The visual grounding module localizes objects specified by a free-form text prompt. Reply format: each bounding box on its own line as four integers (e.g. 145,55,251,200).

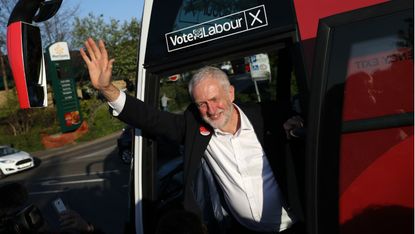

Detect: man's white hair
188,66,230,100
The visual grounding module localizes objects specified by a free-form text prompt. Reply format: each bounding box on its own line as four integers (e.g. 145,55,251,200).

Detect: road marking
29,189,67,195
36,169,120,181
41,178,105,186
41,145,117,165
75,146,117,160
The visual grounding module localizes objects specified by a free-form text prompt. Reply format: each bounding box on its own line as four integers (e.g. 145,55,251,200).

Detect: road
1,133,132,234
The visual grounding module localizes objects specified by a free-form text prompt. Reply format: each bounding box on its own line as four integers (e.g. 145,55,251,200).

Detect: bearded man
80,38,304,234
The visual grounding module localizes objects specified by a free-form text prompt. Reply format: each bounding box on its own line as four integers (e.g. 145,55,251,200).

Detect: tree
0,46,8,91
0,90,36,136
72,13,140,80
38,3,80,47
0,0,15,91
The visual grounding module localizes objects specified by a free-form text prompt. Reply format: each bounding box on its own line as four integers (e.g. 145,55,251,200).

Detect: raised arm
80,38,120,102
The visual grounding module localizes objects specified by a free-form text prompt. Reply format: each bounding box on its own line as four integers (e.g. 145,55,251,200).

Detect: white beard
203,103,233,129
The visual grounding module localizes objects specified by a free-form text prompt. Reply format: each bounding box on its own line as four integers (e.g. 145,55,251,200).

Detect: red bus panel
339,128,413,233
7,22,30,108
293,0,388,40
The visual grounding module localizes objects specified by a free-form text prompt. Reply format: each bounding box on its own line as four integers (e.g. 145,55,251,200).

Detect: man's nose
206,102,216,115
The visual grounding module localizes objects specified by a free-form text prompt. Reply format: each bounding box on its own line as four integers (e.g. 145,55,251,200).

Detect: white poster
249,53,271,80
49,42,71,61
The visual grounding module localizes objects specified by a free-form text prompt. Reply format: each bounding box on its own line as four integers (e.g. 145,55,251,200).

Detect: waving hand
80,38,120,101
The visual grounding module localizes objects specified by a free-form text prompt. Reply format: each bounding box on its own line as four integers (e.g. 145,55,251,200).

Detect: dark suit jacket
117,94,304,224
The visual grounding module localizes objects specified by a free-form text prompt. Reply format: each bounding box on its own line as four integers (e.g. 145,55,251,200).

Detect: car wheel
0,170,5,179
121,149,132,164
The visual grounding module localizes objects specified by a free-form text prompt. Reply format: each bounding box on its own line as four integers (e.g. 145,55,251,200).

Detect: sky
67,0,144,22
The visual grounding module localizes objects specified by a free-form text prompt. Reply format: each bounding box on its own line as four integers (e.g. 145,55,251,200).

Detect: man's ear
229,85,235,102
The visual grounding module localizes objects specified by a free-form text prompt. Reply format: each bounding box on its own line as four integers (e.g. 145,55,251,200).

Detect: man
80,38,304,234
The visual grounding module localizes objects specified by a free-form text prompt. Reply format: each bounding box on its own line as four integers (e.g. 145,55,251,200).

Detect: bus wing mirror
33,0,63,23
6,0,63,109
7,0,62,25
7,22,47,108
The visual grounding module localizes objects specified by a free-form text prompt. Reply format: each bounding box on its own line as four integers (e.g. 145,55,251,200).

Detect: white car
0,145,34,178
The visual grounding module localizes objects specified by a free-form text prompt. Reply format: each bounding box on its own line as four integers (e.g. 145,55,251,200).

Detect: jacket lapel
183,105,213,191
239,104,265,147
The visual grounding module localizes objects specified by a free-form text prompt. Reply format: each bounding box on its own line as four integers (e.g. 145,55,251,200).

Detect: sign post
46,42,82,133
249,53,271,102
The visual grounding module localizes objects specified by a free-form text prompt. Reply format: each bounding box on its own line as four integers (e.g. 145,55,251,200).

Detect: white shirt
108,91,126,116
109,93,294,232
204,105,294,232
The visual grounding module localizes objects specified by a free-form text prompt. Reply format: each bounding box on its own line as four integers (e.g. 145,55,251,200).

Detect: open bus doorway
137,42,306,234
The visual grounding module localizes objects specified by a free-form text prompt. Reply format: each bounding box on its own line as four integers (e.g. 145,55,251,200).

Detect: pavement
31,131,122,160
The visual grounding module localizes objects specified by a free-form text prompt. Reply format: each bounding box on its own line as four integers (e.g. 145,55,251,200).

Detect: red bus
132,0,413,234
6,0,413,233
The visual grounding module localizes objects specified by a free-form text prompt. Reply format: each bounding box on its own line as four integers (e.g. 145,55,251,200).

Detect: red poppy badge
199,125,211,136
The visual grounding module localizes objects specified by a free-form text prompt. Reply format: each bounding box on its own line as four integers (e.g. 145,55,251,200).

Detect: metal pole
253,79,261,102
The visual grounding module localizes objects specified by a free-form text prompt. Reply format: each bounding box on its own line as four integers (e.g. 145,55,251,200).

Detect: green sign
46,42,82,133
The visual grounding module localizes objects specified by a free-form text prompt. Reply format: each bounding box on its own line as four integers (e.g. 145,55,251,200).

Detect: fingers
107,58,115,71
89,38,102,59
84,38,96,61
82,38,113,66
101,58,115,82
59,210,83,231
99,40,108,60
80,37,115,89
79,48,90,64
285,115,303,128
291,115,304,126
59,215,76,230
60,218,74,227
283,115,304,139
83,38,107,61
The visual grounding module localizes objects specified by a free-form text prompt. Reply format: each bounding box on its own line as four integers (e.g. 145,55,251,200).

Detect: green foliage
0,91,58,136
0,11,136,153
80,97,102,121
0,90,60,151
160,79,191,113
72,13,140,80
290,72,299,96
0,90,19,118
76,101,124,142
235,92,259,103
0,93,123,152
0,127,43,152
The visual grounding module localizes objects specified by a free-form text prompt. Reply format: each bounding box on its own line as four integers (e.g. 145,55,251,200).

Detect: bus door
306,1,414,234
133,0,308,233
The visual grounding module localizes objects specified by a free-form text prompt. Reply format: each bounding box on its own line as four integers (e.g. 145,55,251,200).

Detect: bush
0,92,124,152
0,110,60,152
0,90,60,151
76,102,124,142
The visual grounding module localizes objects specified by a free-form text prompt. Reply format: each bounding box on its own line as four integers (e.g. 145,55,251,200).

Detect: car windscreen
0,147,19,156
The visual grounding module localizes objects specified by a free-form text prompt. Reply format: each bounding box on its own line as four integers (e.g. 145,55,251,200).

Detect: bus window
158,51,280,111
342,37,413,121
158,49,300,111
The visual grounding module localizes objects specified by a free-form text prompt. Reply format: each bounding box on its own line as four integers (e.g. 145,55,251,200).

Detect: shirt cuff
108,91,126,116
